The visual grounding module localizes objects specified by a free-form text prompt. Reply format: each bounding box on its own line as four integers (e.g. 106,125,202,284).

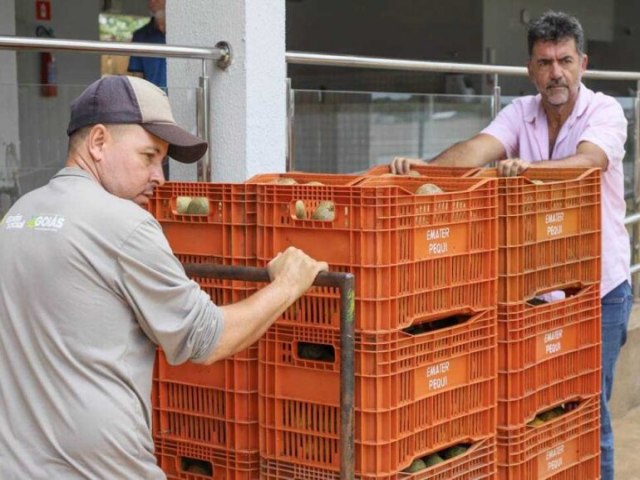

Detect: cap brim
142,123,208,164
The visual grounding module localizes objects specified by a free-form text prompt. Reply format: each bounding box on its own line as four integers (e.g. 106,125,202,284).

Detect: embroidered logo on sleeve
2,214,26,230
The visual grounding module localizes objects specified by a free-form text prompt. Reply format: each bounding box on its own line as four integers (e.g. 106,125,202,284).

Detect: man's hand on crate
390,156,427,175
209,248,327,364
268,246,329,300
498,158,531,177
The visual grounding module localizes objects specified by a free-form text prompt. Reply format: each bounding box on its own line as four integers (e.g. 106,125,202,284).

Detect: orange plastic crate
364,164,480,178
155,438,259,480
498,285,601,427
259,310,497,475
155,347,258,452
256,176,497,331
475,168,601,303
153,253,259,451
260,436,497,480
246,172,363,185
148,182,257,264
497,396,600,479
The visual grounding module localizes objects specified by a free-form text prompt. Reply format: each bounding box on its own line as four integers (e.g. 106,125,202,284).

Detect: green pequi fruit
176,196,192,214
185,464,210,475
311,200,335,221
423,453,445,467
186,197,210,215
294,200,306,219
441,445,469,459
538,406,565,422
403,458,427,473
298,343,334,361
415,183,443,195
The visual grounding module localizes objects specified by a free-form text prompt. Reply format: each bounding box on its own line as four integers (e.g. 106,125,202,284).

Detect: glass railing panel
291,89,493,173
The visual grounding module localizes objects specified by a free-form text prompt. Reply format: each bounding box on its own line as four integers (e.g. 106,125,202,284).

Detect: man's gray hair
527,11,584,57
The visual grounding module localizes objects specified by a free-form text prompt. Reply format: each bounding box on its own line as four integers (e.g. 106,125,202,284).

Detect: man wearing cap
0,75,327,479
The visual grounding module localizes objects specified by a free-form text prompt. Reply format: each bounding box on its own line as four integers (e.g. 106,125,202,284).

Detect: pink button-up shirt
482,84,630,297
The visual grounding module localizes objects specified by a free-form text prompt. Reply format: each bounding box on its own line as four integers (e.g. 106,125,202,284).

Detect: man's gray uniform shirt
0,168,223,478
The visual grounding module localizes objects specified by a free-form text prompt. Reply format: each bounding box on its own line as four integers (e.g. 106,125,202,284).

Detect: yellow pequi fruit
271,177,298,185
186,197,210,215
528,416,545,427
403,458,427,473
311,200,335,221
415,183,443,195
406,169,421,177
306,181,324,186
176,196,192,214
531,179,544,185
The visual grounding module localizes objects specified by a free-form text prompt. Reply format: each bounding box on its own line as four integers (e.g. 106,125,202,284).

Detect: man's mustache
546,81,568,89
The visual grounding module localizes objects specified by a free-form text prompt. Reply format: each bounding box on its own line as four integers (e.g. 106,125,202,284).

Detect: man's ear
87,124,109,162
580,53,589,73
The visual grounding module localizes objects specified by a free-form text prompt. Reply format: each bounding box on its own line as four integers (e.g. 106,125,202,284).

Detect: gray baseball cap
67,75,207,164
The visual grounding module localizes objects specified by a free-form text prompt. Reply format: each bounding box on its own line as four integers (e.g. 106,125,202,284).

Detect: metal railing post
286,77,294,172
492,73,501,119
197,59,211,181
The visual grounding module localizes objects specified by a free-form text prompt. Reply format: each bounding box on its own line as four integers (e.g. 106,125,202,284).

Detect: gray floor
612,301,640,479
614,405,640,479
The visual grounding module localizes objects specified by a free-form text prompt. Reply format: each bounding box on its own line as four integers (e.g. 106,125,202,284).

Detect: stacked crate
254,173,499,479
148,182,260,479
475,168,602,479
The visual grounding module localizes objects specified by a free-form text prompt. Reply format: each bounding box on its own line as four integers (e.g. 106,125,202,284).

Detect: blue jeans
601,280,632,480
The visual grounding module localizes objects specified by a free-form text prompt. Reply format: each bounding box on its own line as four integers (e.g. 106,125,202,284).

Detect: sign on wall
35,0,51,21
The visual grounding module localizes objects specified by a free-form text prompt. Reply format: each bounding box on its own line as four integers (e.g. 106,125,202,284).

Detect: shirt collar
53,166,95,181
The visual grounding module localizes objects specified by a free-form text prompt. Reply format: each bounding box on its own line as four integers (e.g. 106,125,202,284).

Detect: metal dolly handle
183,263,356,480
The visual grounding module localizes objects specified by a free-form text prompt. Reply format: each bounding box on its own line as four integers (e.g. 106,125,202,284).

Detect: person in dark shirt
128,0,166,89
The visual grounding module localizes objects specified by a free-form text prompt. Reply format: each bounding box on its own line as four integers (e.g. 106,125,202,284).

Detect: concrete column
168,0,286,182
0,0,19,214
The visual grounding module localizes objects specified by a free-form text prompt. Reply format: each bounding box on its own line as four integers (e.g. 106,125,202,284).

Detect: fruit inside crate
259,310,497,475
497,396,600,480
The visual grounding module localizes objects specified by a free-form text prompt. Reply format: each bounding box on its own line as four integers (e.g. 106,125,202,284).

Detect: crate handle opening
180,456,213,476
297,341,336,362
527,398,582,427
403,314,471,336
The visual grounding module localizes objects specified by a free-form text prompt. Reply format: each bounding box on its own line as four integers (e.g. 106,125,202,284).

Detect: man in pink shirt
391,11,631,480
